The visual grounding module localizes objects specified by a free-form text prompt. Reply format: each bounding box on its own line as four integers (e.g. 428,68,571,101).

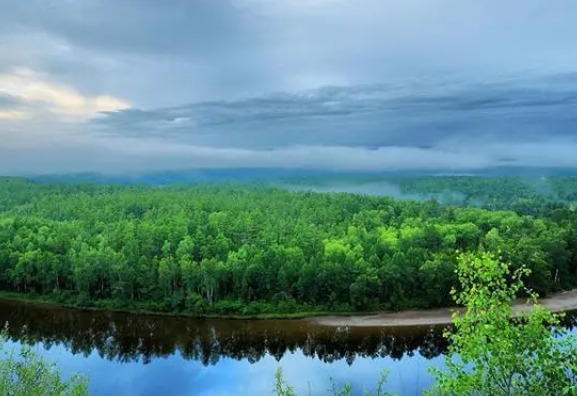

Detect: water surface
0,300,475,395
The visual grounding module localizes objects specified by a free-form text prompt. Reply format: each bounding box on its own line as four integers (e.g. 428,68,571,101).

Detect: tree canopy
0,177,576,315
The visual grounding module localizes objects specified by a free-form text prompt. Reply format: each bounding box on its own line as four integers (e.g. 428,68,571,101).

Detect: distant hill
22,167,577,186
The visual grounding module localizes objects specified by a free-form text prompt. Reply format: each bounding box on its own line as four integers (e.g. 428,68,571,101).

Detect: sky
1,0,577,175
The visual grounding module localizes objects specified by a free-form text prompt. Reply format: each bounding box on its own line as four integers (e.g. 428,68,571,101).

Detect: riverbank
0,291,354,320
2,289,577,327
309,289,577,328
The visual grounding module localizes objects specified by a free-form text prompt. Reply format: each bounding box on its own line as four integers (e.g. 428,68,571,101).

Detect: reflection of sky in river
4,340,444,395
5,327,574,395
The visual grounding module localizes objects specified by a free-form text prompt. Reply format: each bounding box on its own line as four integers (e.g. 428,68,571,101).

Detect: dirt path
308,289,577,328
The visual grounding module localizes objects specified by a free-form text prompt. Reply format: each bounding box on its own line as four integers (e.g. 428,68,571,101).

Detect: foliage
274,368,297,396
1,178,577,316
0,330,89,396
273,368,393,396
428,252,577,396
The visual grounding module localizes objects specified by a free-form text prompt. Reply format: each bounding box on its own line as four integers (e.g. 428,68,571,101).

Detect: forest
1,176,577,316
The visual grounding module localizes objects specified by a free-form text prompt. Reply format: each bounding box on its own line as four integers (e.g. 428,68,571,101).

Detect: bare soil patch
309,289,577,328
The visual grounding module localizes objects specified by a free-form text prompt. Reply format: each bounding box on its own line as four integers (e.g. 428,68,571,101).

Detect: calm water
3,300,571,395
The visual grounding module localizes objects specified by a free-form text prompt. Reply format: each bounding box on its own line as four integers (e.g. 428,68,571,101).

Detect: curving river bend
0,300,574,395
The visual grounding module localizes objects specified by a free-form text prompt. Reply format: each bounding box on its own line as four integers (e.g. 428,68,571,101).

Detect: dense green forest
285,175,577,213
391,176,577,212
1,176,577,316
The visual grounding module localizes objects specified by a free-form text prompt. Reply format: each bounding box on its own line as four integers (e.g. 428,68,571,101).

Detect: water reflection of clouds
27,327,577,395
28,342,443,395
0,300,451,394
275,352,442,396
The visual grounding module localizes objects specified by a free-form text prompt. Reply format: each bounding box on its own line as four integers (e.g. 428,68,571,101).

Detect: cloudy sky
1,0,577,175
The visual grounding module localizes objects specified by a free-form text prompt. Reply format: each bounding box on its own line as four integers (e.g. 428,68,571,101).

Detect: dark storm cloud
92,74,577,150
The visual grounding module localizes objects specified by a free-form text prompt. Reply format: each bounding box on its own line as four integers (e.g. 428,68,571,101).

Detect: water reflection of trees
0,301,451,365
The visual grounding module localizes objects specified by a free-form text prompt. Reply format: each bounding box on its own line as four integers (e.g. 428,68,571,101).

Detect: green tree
429,252,577,396
2,179,577,317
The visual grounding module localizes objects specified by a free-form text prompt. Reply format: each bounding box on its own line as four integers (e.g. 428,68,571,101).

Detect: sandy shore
308,289,577,328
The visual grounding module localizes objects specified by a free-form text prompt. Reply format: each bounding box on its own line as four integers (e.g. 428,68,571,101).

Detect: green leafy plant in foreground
0,330,89,396
428,252,577,396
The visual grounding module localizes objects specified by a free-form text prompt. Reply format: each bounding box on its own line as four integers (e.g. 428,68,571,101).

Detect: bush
211,299,245,315
0,330,89,396
276,298,299,314
243,301,273,316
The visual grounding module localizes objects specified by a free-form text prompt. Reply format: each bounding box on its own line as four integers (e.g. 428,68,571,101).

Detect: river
0,300,574,395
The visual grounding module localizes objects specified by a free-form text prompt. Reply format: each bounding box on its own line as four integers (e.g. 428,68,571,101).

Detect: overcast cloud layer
1,0,577,175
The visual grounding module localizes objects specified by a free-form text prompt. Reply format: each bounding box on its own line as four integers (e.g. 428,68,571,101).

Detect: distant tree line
390,175,577,213
0,177,577,315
